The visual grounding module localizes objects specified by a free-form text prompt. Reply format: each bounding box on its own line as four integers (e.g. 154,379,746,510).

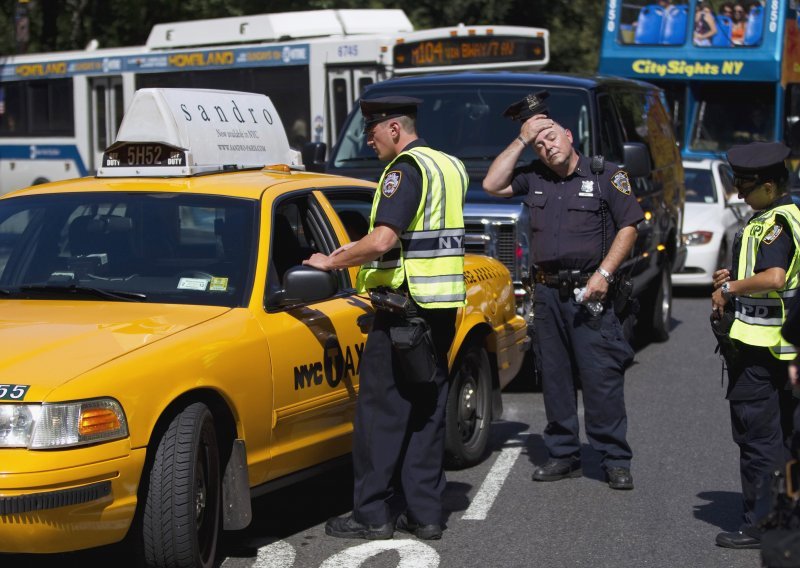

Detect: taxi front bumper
0,440,146,553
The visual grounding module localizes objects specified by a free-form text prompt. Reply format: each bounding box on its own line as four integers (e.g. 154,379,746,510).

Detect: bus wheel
445,342,492,469
142,402,221,568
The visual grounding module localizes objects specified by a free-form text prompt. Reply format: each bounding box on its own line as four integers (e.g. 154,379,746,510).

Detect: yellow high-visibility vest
730,203,800,360
356,146,469,308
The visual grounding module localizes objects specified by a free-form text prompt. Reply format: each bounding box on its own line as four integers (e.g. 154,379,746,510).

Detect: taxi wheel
445,343,492,470
142,403,221,568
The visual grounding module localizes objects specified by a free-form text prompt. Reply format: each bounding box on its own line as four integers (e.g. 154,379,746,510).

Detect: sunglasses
734,177,764,195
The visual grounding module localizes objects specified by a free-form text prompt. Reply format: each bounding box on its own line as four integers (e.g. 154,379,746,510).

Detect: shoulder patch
611,170,631,195
762,223,783,245
382,170,402,198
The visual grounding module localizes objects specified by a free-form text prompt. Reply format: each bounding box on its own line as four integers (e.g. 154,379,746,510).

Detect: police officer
711,141,800,549
303,96,468,540
482,100,643,490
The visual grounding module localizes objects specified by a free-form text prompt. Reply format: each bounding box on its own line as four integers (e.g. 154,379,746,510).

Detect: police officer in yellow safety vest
711,141,800,550
303,96,468,541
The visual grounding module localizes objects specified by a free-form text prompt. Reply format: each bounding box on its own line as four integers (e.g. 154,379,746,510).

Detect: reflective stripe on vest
729,203,800,360
356,146,469,308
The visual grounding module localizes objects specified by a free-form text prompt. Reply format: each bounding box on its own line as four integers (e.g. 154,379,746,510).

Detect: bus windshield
332,85,592,168
689,83,774,152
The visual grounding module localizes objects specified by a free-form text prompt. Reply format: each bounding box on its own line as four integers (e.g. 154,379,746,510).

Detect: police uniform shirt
511,154,645,272
731,194,797,280
373,139,426,232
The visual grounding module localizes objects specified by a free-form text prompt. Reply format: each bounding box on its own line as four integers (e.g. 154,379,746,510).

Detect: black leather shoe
325,514,393,540
715,530,761,549
532,457,582,481
606,467,634,490
396,513,443,540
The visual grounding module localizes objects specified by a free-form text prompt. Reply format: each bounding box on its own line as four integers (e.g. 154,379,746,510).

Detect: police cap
502,90,550,122
360,96,422,127
726,141,790,182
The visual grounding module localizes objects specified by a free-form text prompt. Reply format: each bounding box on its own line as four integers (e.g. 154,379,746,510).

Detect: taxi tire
142,403,221,568
445,343,492,470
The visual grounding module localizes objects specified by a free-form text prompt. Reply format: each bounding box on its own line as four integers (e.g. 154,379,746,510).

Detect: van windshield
332,85,593,168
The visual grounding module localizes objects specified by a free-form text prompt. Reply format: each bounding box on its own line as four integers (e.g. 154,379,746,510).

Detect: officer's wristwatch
721,281,733,300
596,267,614,284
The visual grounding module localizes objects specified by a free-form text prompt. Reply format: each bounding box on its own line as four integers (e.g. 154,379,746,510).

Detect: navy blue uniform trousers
352,305,457,526
726,344,796,528
532,284,634,467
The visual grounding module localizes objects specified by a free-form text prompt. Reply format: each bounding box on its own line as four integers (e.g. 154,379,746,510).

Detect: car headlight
682,231,714,246
0,398,128,449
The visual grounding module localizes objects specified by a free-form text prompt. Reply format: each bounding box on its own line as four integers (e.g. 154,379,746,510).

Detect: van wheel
640,263,672,342
142,403,221,568
445,343,492,469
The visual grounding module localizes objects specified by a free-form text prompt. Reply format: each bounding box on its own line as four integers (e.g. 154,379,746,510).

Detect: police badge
611,171,632,195
763,224,783,245
581,180,594,192
382,170,402,197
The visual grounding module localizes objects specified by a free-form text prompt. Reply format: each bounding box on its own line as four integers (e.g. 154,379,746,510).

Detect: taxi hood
0,301,230,392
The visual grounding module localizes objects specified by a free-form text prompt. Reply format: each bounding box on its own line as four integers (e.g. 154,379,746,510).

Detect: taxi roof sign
98,88,301,177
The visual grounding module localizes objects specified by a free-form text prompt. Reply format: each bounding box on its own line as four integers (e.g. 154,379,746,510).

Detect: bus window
689,83,774,152
0,79,73,137
658,83,686,148
617,0,690,46
331,77,349,143
784,83,800,154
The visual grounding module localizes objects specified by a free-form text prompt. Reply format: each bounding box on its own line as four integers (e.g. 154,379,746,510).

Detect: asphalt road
5,292,767,568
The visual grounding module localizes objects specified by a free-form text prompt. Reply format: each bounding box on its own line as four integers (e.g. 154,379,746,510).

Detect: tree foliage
0,0,605,74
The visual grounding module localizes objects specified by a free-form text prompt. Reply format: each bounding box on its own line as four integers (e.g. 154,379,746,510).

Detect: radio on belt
97,87,303,178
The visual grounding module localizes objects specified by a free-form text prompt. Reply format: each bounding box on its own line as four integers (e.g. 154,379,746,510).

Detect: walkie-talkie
590,155,604,174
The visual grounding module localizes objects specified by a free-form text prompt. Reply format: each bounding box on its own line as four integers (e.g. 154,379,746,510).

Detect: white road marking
461,434,527,520
319,539,439,568
220,538,296,568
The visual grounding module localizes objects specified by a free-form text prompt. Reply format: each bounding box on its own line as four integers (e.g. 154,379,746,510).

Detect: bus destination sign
393,35,545,69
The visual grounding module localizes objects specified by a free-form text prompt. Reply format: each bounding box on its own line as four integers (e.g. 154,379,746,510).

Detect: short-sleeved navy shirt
373,139,427,232
510,154,645,272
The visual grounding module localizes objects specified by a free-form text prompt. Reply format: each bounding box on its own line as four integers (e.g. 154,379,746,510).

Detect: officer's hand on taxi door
303,252,333,271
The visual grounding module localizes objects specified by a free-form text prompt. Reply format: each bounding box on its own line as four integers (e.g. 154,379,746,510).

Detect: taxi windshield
0,192,258,307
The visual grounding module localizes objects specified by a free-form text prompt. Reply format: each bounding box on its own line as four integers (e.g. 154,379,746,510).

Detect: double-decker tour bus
599,0,800,178
0,9,548,195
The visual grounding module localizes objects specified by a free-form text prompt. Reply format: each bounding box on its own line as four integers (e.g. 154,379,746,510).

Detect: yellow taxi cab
0,88,527,567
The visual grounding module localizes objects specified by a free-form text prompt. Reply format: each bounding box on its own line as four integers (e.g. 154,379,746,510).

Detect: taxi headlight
0,398,128,449
683,231,714,246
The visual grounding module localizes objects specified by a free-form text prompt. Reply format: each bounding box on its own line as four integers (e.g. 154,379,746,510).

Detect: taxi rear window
0,192,258,307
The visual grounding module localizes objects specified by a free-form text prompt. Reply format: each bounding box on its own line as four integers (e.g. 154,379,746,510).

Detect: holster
389,317,438,384
710,310,740,370
612,275,636,321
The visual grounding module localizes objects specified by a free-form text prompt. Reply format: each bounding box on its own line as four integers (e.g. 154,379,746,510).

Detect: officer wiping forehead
483,91,643,491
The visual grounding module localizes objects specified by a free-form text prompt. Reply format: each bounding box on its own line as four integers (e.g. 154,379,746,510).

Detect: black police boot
531,457,582,481
605,466,634,490
395,513,443,540
325,514,394,540
715,528,761,549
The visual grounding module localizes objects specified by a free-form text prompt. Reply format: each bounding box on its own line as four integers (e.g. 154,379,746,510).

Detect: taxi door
256,187,374,479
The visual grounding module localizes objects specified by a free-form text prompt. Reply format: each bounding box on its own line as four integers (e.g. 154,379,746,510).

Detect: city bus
0,9,549,194
598,0,800,176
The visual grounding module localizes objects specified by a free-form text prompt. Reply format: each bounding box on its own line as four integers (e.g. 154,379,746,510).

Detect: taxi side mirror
302,142,327,173
280,265,337,305
622,142,652,178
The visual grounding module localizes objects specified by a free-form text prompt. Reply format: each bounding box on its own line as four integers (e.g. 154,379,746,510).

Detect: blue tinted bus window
690,83,774,152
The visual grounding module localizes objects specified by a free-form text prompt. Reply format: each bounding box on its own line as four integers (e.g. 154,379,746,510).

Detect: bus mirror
622,142,652,178
302,142,327,173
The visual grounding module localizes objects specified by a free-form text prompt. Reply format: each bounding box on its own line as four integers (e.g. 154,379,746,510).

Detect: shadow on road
694,490,745,532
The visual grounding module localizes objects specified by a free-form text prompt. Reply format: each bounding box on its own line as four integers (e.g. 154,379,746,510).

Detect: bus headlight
0,398,128,449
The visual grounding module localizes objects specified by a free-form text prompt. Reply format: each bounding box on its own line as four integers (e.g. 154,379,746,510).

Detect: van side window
597,94,624,164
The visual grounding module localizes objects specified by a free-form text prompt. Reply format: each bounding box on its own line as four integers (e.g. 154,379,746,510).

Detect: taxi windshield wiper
19,284,147,302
